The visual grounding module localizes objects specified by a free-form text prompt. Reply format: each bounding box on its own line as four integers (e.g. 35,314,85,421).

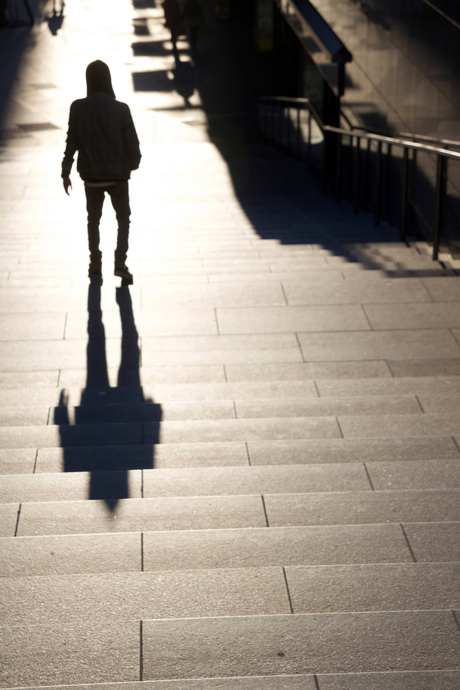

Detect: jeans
85,181,131,267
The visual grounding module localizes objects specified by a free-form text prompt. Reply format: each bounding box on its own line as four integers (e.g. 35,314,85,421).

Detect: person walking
61,60,141,283
163,0,183,58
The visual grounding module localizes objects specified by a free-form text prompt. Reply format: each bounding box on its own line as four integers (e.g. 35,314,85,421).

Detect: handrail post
433,154,448,260
296,106,301,158
375,140,383,226
353,136,361,214
400,147,409,241
336,132,342,204
308,109,312,164
385,143,392,222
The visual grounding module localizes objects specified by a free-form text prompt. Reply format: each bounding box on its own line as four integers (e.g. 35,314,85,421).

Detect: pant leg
85,185,105,265
107,181,131,266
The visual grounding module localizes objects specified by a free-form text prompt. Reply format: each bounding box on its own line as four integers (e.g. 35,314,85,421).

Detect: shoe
114,264,133,284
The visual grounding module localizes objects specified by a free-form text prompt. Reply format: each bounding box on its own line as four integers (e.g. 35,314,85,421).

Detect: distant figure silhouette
61,60,141,284
163,0,183,59
47,1,64,35
183,0,204,54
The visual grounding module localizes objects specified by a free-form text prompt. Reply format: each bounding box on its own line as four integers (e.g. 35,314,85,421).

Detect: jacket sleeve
61,102,78,178
123,106,141,170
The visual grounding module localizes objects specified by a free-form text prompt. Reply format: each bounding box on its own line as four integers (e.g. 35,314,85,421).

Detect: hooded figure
62,60,141,283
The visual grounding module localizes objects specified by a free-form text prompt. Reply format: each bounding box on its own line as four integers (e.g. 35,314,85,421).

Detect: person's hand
63,176,72,195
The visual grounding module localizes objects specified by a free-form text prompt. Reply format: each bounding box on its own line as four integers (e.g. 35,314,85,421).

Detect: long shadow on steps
54,282,162,511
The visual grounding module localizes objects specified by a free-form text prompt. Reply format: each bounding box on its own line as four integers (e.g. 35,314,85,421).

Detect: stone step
6,371,460,407
2,563,460,623
4,521,459,577
3,459,460,503
5,671,460,690
2,611,460,687
0,394,424,427
0,463,371,503
3,435,457,475
1,412,460,448
5,490,459,537
0,522,423,577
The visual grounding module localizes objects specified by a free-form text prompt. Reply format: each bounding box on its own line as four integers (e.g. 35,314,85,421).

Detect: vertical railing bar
409,149,417,225
365,138,371,207
336,132,342,204
375,140,383,226
400,146,410,242
308,109,312,164
297,104,300,158
279,103,283,145
433,155,447,260
385,143,392,222
322,128,328,194
354,136,361,214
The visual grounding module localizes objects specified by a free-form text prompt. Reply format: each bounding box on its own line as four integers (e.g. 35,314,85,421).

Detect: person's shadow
47,1,64,35
54,282,162,511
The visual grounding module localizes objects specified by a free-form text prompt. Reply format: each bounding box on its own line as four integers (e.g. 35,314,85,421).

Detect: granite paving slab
216,305,370,334
0,568,290,624
402,522,460,562
0,407,49,427
59,365,227,387
142,464,370,498
149,417,341,444
224,362,393,381
418,390,460,413
422,277,460,301
0,504,19,537
339,413,460,438
142,523,411,570
140,283,287,308
0,533,142,577
263,490,460,526
363,302,460,330
316,375,460,397
141,346,303,366
285,562,460,613
0,449,36,474
367,460,460,490
297,330,460,361
0,621,140,688
16,495,267,536
0,677,316,690
282,277,431,305
247,437,460,465
50,400,233,424
0,471,143,503
316,671,460,690
141,610,460,679
388,358,460,377
35,442,249,473
0,422,142,449
0,312,66,340
235,395,422,418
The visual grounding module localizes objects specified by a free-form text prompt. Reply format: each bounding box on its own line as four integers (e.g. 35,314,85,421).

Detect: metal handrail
323,125,460,163
258,95,460,260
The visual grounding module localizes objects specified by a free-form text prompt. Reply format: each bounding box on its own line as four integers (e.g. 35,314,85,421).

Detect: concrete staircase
1,140,460,689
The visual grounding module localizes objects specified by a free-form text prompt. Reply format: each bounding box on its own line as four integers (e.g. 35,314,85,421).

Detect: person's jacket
62,92,141,182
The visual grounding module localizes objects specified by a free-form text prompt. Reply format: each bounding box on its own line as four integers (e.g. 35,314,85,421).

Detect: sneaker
114,264,133,284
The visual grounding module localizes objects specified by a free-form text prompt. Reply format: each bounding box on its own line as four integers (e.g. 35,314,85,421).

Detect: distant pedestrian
163,0,183,58
183,0,204,54
62,60,141,283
